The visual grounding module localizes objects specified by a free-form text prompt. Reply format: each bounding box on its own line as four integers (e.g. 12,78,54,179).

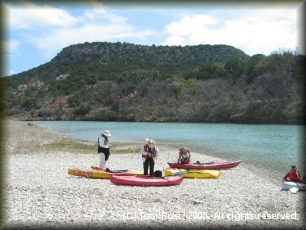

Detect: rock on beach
2,121,305,230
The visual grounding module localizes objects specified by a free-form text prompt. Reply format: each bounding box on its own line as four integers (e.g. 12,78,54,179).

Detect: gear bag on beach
154,170,162,177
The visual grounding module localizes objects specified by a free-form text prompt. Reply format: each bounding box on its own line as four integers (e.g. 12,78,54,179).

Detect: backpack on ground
154,170,162,177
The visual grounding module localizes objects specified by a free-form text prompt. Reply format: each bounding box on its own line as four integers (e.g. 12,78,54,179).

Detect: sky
1,0,305,76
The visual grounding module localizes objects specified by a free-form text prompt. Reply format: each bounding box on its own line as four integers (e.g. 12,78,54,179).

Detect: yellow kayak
68,168,143,179
164,168,222,179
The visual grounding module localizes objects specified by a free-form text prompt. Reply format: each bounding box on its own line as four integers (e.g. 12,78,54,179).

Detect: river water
34,121,305,178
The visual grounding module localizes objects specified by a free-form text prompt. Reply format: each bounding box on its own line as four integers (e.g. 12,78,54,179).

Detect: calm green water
34,121,305,177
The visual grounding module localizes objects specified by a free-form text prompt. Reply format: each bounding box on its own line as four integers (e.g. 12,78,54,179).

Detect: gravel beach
1,120,305,229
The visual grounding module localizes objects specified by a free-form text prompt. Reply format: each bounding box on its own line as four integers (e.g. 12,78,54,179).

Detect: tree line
4,42,305,124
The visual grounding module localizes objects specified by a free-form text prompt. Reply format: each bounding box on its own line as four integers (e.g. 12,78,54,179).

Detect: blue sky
2,0,304,76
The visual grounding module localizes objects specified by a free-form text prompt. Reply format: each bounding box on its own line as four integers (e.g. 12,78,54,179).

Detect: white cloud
85,12,97,20
84,4,107,20
164,36,186,46
30,23,154,58
8,2,81,29
84,10,129,24
165,15,217,36
162,9,297,55
7,2,154,61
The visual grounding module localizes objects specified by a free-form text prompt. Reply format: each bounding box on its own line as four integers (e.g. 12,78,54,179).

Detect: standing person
98,130,112,170
283,165,306,184
177,146,191,164
141,137,159,177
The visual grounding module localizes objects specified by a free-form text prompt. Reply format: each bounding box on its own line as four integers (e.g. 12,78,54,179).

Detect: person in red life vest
177,146,191,164
98,130,112,170
283,165,306,184
141,138,159,177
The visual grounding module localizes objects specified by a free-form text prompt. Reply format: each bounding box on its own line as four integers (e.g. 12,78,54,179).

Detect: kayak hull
167,160,242,169
110,175,183,186
281,181,306,191
164,168,222,178
68,168,143,179
91,166,105,171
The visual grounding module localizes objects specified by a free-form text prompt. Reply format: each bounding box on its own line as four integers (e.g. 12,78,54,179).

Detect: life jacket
98,136,108,148
142,144,157,158
287,170,301,180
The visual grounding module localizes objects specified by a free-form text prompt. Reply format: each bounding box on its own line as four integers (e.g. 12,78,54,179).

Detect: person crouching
177,146,191,164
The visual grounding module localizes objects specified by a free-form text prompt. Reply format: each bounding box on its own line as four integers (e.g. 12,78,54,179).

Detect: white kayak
281,181,306,191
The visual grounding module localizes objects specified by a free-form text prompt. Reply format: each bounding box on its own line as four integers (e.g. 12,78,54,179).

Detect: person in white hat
141,137,159,177
98,130,112,170
177,146,191,164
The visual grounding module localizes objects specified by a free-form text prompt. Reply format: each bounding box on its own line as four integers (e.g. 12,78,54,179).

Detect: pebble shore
2,121,305,229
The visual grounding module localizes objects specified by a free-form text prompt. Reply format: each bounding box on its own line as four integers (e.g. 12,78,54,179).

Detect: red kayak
167,160,242,169
110,175,183,186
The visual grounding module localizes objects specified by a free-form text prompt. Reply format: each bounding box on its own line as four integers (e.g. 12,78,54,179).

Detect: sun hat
145,137,155,148
102,130,111,137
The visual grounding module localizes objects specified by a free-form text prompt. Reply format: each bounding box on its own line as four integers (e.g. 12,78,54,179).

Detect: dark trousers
98,147,110,161
144,157,154,176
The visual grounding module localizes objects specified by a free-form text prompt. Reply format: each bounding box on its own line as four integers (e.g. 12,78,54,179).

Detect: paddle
195,161,214,165
188,171,220,177
106,169,128,173
144,171,186,178
172,171,186,176
184,169,219,175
